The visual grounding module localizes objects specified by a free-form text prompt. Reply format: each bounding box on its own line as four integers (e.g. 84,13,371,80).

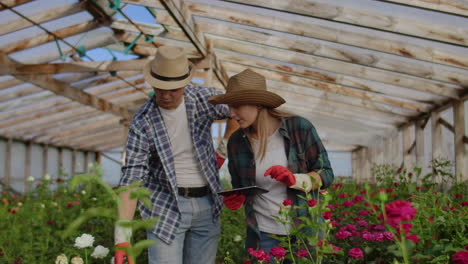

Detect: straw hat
143,45,193,90
208,69,285,108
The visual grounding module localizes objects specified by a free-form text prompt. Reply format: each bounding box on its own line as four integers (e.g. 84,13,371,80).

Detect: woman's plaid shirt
227,116,334,245
120,85,229,244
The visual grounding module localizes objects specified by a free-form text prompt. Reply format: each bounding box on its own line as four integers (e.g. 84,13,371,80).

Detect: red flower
383,200,417,228
47,220,54,225
348,248,364,259
56,178,63,183
406,234,420,242
307,199,317,207
323,211,333,220
283,199,293,206
247,248,270,262
452,250,468,264
270,246,286,260
455,194,463,199
295,249,309,258
461,201,468,207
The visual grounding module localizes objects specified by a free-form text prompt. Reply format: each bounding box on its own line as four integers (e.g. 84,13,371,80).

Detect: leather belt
178,186,209,198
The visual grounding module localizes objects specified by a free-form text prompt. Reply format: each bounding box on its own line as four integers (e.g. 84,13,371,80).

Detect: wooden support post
42,144,48,178
84,151,89,173
71,149,76,177
58,147,63,175
4,138,12,187
351,150,358,182
453,101,467,182
431,111,442,183
415,119,426,177
362,147,371,183
24,141,31,192
95,151,101,164
402,125,413,169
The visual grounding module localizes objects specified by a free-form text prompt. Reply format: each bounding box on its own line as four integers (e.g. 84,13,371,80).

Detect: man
114,45,236,264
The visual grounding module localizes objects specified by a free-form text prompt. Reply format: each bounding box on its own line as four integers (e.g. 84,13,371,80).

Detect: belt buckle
181,187,190,198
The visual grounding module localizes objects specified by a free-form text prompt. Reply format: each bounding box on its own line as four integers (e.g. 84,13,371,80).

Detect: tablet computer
217,186,269,196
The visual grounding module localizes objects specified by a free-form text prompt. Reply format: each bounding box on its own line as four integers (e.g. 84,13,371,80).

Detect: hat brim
143,61,193,90
208,90,285,108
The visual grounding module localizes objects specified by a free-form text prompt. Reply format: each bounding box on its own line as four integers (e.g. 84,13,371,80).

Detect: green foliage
216,178,247,264
0,164,153,264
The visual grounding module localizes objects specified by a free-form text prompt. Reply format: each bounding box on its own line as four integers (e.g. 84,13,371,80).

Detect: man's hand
264,165,296,187
115,242,134,264
223,193,246,210
114,220,133,264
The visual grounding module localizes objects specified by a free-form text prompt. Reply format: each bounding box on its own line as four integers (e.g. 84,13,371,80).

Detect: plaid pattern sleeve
227,116,334,247
119,85,229,244
120,124,150,185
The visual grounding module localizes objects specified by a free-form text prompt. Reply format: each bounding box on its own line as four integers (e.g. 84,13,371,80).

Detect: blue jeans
147,195,220,264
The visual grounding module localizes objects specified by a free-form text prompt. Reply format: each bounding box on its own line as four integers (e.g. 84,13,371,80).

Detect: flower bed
1,162,467,264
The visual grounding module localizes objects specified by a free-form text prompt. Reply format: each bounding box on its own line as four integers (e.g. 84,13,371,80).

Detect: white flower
40,203,45,208
233,235,242,242
44,174,51,181
91,245,110,259
51,202,58,207
74,233,94,248
70,256,84,264
91,197,97,201
27,176,34,182
55,254,68,264
110,257,115,264
81,190,86,195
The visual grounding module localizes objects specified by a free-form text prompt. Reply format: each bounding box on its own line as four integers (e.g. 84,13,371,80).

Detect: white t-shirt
251,129,291,235
159,99,207,187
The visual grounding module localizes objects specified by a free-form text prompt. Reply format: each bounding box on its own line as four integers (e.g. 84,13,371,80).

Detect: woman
208,69,334,256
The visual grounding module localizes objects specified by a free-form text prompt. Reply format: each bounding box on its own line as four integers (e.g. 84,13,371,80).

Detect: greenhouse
0,0,467,263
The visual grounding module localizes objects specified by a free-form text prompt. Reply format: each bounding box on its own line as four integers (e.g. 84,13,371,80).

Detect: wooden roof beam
382,0,468,17
0,0,34,10
176,1,468,70
0,2,85,35
0,21,100,54
1,54,132,120
227,0,468,46
157,0,229,87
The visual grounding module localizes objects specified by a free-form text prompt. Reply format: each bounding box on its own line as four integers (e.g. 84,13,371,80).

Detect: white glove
289,172,322,193
114,220,133,244
216,138,228,159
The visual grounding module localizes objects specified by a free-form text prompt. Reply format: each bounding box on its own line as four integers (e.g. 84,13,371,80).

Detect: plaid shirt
120,85,229,243
227,116,334,248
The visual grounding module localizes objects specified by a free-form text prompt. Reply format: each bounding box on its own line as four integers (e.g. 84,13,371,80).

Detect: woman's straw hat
208,69,285,108
143,45,193,90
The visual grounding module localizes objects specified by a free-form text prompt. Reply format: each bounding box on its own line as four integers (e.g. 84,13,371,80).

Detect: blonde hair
246,108,292,161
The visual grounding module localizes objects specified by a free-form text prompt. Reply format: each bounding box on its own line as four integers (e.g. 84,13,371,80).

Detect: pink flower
455,194,463,199
269,246,286,260
357,220,368,227
383,200,417,227
452,250,468,264
335,230,352,240
323,211,333,220
295,249,309,258
406,234,420,242
248,248,270,262
461,201,468,207
338,193,347,198
307,199,318,207
358,210,369,216
348,248,364,259
282,199,293,206
326,204,334,211
342,200,354,207
353,195,364,203
331,244,341,252
383,231,394,241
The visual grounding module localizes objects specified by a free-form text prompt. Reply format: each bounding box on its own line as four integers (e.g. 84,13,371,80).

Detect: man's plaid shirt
120,85,229,244
227,116,334,247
